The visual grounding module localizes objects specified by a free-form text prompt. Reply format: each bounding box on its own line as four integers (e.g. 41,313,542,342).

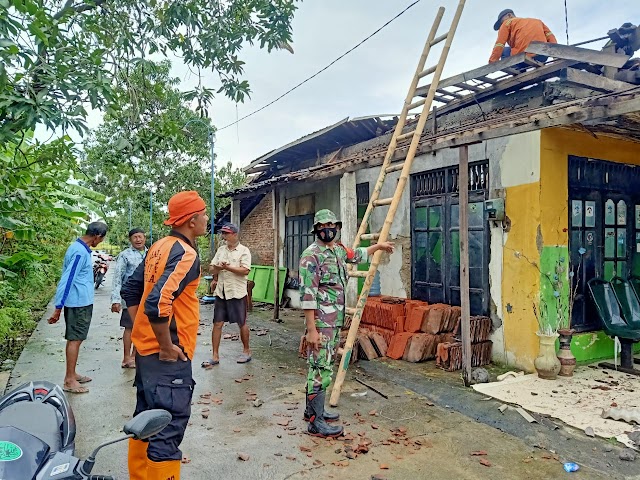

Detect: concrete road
6,268,624,479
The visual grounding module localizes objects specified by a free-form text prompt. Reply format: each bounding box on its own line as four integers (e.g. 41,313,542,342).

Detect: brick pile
298,297,492,371
436,316,493,371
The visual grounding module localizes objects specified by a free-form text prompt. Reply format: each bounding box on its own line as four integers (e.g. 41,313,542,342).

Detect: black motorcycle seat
0,401,63,452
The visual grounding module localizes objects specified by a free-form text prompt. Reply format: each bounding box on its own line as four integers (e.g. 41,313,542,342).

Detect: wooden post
458,145,472,386
272,187,280,321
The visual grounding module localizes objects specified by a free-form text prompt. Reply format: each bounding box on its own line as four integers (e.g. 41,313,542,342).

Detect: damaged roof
243,115,397,177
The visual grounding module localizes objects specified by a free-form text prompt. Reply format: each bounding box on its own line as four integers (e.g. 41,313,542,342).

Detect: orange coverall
489,17,557,63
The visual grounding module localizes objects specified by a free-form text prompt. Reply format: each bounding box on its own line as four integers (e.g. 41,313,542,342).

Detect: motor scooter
93,254,109,290
0,381,171,479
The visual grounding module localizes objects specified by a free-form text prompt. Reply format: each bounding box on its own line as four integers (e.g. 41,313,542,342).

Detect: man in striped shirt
489,9,557,64
48,221,108,394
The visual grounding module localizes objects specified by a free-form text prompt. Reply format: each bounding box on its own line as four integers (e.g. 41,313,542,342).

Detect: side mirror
123,409,172,440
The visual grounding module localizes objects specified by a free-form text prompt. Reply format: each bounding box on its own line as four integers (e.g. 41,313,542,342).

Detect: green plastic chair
630,275,640,303
611,277,640,329
588,278,640,371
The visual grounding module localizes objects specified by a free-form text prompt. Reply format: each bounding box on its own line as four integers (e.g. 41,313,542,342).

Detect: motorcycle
92,254,109,290
0,381,171,479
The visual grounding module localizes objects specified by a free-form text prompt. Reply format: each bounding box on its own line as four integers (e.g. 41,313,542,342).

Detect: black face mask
316,227,338,243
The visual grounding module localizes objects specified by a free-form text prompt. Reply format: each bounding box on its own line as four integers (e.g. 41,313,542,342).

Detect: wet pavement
6,269,638,479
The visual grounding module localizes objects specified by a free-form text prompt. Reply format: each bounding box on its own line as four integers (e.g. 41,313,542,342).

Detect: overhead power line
217,0,423,131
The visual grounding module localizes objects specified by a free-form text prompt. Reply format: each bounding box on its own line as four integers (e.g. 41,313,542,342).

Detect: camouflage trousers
306,324,340,394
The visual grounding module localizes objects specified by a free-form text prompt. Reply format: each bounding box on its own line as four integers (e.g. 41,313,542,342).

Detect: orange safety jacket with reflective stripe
489,17,557,63
122,231,201,360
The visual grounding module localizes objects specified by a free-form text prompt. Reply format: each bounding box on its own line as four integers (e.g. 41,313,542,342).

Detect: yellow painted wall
502,182,542,369
502,127,640,371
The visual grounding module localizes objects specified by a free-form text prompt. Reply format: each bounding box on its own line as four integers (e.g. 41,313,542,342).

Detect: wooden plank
369,332,388,357
525,41,630,68
562,68,635,93
272,187,280,321
357,334,379,360
458,145,472,386
417,53,531,96
433,59,578,117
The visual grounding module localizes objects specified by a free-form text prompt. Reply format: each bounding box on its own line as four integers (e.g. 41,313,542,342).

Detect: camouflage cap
311,209,342,232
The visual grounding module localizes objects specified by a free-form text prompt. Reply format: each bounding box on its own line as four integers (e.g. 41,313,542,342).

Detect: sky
90,0,638,170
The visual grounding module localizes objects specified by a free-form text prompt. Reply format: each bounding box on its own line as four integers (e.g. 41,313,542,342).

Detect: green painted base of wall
572,330,640,363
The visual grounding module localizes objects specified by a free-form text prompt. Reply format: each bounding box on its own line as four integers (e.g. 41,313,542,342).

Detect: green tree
0,0,299,142
81,60,245,249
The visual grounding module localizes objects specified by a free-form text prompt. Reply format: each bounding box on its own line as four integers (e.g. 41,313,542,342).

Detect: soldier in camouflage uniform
299,209,394,438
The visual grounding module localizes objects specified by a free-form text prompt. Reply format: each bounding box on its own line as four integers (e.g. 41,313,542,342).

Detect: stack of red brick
358,297,470,364
298,296,492,371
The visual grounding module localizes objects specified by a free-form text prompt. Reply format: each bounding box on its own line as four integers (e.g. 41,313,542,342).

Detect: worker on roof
489,9,557,64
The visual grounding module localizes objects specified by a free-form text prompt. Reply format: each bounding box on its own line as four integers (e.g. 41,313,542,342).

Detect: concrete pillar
340,172,358,308
231,198,241,227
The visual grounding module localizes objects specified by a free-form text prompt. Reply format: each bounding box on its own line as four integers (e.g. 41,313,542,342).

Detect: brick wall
240,194,273,266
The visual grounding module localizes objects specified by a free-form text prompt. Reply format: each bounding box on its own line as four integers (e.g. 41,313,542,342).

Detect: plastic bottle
563,462,579,473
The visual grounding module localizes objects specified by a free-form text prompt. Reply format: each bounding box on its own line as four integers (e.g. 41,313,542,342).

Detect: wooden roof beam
526,42,630,68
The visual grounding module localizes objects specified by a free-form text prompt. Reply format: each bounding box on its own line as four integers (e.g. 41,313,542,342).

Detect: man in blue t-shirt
49,221,108,394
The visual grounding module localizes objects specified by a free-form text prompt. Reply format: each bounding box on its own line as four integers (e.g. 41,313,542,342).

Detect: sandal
201,359,219,368
121,363,136,369
76,375,92,384
63,385,89,394
237,354,252,364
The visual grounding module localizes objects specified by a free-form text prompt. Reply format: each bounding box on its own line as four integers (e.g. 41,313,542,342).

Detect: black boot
306,391,344,438
304,394,340,423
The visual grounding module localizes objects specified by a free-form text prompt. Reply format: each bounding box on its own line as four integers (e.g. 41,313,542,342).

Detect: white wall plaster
499,131,541,187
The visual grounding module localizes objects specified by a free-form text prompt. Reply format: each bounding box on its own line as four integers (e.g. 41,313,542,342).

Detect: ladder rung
397,130,416,141
373,197,393,207
345,307,357,316
429,32,449,46
349,271,369,278
408,98,426,110
360,233,380,241
417,65,437,79
385,163,405,174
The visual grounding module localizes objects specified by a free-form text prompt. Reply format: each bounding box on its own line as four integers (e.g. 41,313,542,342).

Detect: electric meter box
485,198,505,221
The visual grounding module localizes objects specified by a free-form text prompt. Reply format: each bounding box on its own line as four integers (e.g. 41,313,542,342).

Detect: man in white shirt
203,223,252,367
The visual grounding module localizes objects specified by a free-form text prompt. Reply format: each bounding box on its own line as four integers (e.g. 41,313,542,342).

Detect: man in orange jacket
489,9,557,64
122,191,208,480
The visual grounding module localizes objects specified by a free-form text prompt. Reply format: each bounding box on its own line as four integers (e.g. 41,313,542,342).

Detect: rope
218,0,424,131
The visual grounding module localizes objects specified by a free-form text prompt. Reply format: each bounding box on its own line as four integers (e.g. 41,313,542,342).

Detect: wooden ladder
330,0,467,407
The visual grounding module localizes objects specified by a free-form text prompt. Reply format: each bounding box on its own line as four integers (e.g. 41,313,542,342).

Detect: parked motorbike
0,381,171,479
92,254,109,289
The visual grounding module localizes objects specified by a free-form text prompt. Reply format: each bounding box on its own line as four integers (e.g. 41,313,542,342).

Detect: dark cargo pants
133,352,195,462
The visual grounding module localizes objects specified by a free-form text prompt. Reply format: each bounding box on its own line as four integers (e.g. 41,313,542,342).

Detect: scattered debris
299,446,312,453
238,452,250,461
379,464,390,470
471,451,488,456
351,391,368,397
479,459,492,467
355,377,389,399
471,368,489,384
496,371,524,381
498,404,508,414
601,407,640,425
253,398,264,408
584,427,595,437
628,431,640,445
332,460,349,467
619,449,636,462
515,407,536,423
181,456,191,464
563,462,579,472
286,456,297,461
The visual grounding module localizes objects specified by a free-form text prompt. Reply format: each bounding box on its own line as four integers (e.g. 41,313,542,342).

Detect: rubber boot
306,391,344,438
128,439,148,480
146,458,181,480
303,394,340,423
